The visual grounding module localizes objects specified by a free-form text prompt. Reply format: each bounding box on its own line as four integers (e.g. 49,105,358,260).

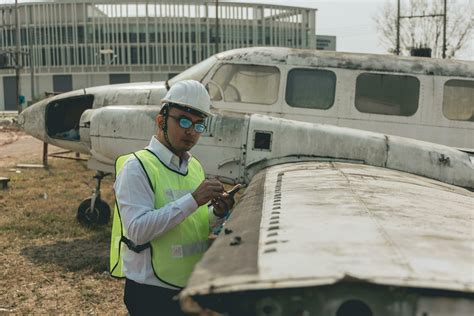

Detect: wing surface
184,162,473,298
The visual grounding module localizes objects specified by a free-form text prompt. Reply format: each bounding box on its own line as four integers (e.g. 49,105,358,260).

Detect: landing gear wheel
77,198,111,225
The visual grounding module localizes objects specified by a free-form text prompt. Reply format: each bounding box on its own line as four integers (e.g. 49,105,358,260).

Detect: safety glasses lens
194,124,206,133
177,118,206,133
179,118,193,129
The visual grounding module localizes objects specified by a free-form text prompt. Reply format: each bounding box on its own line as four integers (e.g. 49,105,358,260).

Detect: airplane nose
18,100,47,141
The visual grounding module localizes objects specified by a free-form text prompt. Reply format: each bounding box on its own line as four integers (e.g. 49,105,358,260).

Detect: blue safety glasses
168,115,207,133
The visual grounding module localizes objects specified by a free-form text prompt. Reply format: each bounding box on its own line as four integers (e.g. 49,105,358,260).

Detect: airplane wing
180,161,474,315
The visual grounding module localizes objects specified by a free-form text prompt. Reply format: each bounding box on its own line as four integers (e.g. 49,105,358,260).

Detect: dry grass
0,155,127,314
0,128,239,315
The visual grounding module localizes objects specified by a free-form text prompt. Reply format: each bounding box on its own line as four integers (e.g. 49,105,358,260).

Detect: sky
232,0,473,60
239,0,387,54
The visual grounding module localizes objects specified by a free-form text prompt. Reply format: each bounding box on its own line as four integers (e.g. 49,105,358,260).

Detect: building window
131,47,138,64
286,68,336,109
53,75,73,93
443,80,474,122
355,73,419,116
109,74,130,85
209,64,280,105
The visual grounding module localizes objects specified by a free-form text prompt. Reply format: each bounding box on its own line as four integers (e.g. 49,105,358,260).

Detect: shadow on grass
21,234,110,273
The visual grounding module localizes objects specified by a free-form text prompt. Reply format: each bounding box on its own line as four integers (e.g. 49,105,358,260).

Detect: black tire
77,198,111,225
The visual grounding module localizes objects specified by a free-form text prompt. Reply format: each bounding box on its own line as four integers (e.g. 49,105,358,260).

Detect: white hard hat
161,80,213,117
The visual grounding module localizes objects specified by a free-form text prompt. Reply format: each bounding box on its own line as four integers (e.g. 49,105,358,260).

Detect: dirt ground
0,127,127,314
0,127,58,169
0,128,227,315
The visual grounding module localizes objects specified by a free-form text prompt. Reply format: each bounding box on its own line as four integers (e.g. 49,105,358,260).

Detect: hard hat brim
161,99,214,117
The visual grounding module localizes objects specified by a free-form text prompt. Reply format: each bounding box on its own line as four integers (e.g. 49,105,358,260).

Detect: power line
396,0,447,58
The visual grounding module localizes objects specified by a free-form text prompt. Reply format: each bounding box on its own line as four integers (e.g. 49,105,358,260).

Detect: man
110,80,234,315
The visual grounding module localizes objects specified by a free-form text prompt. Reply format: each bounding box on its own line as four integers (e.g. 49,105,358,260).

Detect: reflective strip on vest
171,240,210,258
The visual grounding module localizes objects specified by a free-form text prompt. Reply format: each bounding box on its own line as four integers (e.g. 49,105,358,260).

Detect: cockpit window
443,79,474,122
286,68,336,109
355,73,419,116
168,56,218,85
209,64,280,105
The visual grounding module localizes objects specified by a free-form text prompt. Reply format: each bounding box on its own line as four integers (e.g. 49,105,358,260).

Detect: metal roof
2,0,315,11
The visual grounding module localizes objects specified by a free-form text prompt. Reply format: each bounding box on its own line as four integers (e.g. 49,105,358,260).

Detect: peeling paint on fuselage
216,47,473,77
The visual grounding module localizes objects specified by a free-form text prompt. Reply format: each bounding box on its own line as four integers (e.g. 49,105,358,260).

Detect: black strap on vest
121,236,151,253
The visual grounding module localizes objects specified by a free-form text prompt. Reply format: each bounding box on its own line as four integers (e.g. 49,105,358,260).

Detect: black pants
124,278,185,316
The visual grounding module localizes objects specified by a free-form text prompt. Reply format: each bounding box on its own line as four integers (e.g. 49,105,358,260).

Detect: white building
0,0,316,110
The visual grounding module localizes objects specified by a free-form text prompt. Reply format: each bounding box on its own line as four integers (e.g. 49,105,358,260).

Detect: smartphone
207,184,242,207
226,184,242,197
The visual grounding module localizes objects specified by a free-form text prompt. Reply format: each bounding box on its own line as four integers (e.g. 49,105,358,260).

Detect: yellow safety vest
110,149,209,288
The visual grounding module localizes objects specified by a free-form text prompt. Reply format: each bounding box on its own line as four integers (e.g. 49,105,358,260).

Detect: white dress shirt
114,136,223,289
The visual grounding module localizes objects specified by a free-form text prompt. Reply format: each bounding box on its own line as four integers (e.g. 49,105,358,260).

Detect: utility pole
396,0,400,55
442,0,447,58
395,0,448,58
215,0,219,54
29,37,34,101
28,5,35,101
15,0,21,113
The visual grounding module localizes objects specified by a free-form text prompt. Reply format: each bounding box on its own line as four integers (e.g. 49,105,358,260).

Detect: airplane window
285,68,336,109
168,56,218,85
253,131,273,151
207,81,222,101
355,73,419,116
210,64,280,105
443,79,474,122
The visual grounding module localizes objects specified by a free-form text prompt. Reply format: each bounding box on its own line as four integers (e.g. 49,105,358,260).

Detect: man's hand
192,179,225,206
211,192,235,217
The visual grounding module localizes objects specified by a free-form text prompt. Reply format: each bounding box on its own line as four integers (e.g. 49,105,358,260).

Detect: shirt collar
146,136,191,170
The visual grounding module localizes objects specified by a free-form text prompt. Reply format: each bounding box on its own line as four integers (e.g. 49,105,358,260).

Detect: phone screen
227,184,242,197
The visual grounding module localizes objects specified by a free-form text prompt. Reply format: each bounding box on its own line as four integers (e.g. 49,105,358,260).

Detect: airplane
17,48,474,315
19,105,474,315
17,47,473,224
18,46,474,155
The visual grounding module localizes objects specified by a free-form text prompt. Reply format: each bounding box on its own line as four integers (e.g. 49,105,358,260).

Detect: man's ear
156,115,164,130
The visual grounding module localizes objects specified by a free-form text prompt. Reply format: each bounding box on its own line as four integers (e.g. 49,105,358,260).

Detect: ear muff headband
161,104,177,153
161,105,169,131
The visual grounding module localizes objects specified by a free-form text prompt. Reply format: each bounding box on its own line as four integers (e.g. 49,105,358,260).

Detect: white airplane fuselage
18,47,474,159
